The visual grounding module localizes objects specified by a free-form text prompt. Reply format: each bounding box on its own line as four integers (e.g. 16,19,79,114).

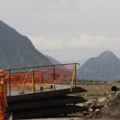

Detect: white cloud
28,35,120,61
29,35,120,50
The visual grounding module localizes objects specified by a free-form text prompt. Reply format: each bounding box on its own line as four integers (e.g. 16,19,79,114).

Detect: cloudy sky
0,0,120,62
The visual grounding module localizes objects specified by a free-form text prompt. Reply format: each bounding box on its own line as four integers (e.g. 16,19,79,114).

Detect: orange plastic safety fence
4,64,76,95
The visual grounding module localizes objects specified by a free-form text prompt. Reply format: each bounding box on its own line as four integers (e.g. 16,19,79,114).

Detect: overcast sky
0,0,120,62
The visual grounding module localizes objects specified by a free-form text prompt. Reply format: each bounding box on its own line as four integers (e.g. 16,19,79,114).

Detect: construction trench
4,63,88,119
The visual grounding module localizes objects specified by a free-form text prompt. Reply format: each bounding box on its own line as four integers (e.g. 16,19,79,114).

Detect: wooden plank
7,87,87,104
13,105,88,119
7,96,87,112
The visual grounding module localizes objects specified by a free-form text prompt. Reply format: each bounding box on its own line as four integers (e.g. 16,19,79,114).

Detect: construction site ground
22,81,120,120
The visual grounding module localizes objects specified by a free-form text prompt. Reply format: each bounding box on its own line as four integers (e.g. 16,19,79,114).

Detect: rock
104,105,107,108
86,99,97,107
76,103,85,107
95,109,100,113
89,108,93,112
98,97,107,103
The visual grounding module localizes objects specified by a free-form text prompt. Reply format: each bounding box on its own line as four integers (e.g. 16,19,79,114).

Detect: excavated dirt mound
92,92,120,119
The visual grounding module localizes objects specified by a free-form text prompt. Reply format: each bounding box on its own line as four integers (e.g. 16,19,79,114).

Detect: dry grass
76,81,120,100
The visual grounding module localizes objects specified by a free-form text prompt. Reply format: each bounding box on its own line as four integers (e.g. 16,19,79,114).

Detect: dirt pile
90,92,120,119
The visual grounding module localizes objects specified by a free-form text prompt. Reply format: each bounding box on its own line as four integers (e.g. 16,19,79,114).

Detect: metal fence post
32,68,35,93
42,72,43,85
74,64,77,88
53,67,56,90
9,69,11,96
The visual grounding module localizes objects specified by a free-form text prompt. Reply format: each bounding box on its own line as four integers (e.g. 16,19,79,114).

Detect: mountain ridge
77,51,120,81
0,20,52,69
46,55,60,65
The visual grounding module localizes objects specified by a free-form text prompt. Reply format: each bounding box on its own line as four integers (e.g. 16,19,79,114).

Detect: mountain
46,55,60,64
77,51,120,81
0,20,52,69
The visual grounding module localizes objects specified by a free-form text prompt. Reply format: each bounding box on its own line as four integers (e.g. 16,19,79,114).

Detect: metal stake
9,69,11,96
32,68,35,93
75,64,77,88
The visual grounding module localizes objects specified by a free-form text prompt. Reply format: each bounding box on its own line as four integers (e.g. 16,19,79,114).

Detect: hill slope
77,51,120,81
46,55,60,64
0,20,51,69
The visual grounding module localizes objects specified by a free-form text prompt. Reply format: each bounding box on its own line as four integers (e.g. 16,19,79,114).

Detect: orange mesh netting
4,64,77,95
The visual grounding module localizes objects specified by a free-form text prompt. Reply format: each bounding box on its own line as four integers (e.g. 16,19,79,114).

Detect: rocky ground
75,82,120,120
